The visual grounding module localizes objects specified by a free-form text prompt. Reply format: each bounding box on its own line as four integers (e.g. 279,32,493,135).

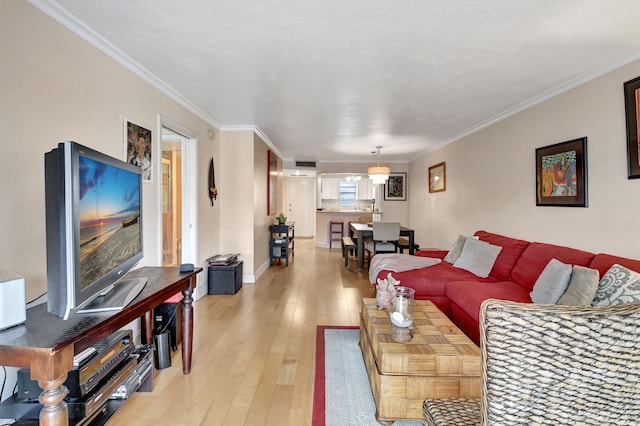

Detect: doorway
285,178,315,237
159,118,197,267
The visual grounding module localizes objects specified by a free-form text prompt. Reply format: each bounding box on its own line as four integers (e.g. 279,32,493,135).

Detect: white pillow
452,237,502,278
444,234,479,264
530,258,572,304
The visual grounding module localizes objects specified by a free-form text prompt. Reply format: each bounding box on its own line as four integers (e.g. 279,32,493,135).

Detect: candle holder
390,286,415,343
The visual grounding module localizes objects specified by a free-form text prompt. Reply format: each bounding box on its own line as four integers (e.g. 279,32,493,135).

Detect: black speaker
154,301,182,351
154,331,171,370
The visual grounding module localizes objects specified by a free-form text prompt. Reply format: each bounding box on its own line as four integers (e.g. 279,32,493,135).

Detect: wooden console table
0,266,202,426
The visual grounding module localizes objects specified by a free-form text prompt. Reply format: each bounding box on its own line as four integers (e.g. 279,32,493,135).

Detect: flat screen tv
45,141,147,319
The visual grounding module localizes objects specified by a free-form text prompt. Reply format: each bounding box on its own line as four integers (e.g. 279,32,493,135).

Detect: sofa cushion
415,249,449,260
592,264,640,306
377,262,498,298
453,237,502,278
474,231,530,281
589,253,640,277
510,242,595,291
529,259,572,304
557,265,600,306
446,280,531,326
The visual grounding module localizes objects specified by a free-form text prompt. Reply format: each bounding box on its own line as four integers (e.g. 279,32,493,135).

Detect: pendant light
368,146,390,184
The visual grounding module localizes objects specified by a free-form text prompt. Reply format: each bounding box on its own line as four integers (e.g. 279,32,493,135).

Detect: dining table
349,223,416,272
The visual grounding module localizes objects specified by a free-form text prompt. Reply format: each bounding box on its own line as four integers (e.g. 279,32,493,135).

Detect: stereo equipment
0,271,26,330
17,329,135,401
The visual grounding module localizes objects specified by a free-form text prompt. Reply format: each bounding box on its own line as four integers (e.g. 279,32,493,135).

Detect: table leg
38,377,69,426
181,280,194,374
141,310,153,345
409,231,415,255
357,230,364,272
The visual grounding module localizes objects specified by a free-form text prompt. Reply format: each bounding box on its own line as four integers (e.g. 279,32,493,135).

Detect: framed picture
535,137,588,207
267,150,278,215
125,118,153,182
624,76,640,179
384,172,407,201
428,162,446,193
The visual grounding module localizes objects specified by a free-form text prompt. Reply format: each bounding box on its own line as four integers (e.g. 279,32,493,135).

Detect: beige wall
0,1,219,299
408,59,640,258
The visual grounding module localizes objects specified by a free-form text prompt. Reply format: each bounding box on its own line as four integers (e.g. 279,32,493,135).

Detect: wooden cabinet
270,224,295,266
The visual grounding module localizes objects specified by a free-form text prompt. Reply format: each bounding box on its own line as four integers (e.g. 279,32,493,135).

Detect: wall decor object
267,150,278,215
208,157,218,206
125,118,153,182
384,172,407,201
623,76,640,179
428,162,446,193
535,137,588,207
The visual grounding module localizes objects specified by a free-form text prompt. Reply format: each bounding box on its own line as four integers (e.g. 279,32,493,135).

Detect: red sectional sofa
375,230,640,345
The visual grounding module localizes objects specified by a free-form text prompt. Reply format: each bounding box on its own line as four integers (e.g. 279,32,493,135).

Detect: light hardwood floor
108,238,374,426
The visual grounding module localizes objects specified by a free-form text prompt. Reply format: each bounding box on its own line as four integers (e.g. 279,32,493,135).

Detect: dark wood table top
0,266,201,375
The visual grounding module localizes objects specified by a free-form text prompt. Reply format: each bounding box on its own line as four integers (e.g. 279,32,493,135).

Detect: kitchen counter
315,210,381,248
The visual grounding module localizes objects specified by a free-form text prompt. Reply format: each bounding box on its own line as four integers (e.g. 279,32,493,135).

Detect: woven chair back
480,299,640,425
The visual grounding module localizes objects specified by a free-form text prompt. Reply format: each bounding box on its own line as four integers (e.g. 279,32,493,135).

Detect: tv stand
0,266,201,426
77,277,148,314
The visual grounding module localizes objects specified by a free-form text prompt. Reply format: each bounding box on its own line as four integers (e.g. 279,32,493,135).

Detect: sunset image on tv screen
78,156,141,289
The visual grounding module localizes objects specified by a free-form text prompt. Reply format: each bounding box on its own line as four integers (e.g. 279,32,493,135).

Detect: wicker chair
423,299,640,426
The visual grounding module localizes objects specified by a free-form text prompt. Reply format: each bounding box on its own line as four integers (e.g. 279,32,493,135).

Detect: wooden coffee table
359,298,481,424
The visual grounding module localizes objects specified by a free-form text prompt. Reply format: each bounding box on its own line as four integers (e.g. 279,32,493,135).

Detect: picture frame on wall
384,172,407,201
267,149,278,215
535,137,588,207
623,75,640,179
428,162,446,193
125,118,153,183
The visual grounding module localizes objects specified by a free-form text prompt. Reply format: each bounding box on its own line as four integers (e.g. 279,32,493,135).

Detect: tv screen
78,155,141,289
46,141,146,319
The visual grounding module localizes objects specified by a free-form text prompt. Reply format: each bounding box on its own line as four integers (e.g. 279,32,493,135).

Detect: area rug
312,326,422,426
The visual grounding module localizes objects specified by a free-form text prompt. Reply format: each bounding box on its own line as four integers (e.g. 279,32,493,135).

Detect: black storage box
208,260,243,295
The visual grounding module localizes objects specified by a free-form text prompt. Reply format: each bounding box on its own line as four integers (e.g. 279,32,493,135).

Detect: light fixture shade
368,165,390,184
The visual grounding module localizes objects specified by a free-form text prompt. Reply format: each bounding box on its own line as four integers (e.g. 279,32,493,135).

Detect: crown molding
27,0,221,129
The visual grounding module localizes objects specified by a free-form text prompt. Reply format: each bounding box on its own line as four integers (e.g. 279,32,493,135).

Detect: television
45,141,147,319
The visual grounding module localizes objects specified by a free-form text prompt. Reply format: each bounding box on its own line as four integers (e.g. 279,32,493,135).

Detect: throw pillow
452,237,502,278
592,264,640,306
443,234,468,264
530,258,572,304
557,265,600,306
443,234,479,264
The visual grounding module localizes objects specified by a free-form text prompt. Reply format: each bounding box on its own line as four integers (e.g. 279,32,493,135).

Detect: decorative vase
390,286,415,343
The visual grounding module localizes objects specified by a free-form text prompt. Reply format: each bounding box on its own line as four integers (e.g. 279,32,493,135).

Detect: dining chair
364,222,400,262
423,299,640,426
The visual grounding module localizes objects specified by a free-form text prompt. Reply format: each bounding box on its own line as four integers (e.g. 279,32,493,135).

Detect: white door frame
157,115,198,268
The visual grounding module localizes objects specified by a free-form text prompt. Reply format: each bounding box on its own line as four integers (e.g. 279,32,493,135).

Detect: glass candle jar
390,286,415,328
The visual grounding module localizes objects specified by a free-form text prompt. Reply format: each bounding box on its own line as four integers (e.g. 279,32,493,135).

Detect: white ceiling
31,0,640,163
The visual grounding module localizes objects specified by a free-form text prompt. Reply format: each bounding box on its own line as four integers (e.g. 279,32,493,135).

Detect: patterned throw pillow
592,264,640,306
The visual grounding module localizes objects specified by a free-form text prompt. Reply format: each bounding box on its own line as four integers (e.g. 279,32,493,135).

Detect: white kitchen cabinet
357,178,373,200
321,177,341,199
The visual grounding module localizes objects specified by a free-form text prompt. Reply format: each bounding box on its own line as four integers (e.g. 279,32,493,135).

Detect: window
339,181,357,208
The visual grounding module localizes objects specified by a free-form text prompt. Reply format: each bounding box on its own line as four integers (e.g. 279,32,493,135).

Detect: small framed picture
623,76,640,179
535,137,588,207
124,118,153,182
428,162,446,193
384,172,407,201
